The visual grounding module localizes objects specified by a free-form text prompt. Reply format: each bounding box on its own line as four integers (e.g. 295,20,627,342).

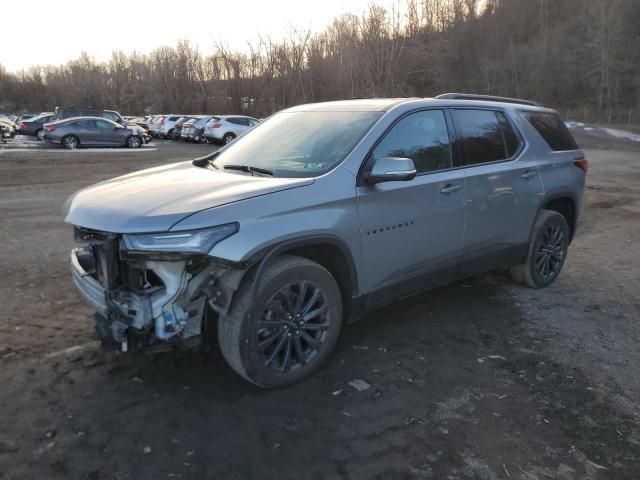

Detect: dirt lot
0,134,639,480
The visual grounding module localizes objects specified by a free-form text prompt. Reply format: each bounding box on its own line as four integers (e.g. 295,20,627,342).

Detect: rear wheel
223,132,236,144
218,255,343,388
62,135,79,150
126,135,142,148
510,209,569,288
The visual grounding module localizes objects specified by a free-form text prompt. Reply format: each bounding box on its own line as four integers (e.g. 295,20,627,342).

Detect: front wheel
223,132,236,144
510,209,570,288
35,128,45,141
126,135,142,148
62,135,79,150
218,255,343,388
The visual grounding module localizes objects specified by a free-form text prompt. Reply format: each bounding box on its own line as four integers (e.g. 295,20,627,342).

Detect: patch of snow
565,121,585,129
602,128,640,143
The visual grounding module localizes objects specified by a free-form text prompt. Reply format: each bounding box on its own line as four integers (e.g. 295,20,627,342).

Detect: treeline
1,0,639,124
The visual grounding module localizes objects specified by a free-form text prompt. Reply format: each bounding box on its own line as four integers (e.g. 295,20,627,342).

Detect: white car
154,114,184,139
0,119,16,139
203,115,259,144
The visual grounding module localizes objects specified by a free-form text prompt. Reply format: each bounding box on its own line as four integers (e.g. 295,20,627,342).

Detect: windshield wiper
223,164,274,176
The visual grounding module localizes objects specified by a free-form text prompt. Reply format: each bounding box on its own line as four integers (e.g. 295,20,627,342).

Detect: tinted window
72,120,94,128
497,112,520,157
226,118,243,126
103,112,120,122
522,111,578,151
372,110,452,173
455,109,511,165
95,120,114,129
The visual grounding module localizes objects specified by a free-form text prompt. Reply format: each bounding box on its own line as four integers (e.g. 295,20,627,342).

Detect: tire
126,135,142,149
166,129,174,139
223,132,236,144
510,209,570,288
35,128,44,141
218,255,343,388
62,135,79,150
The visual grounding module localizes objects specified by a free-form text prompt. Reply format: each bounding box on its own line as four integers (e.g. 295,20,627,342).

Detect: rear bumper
205,130,224,141
70,248,108,316
43,133,61,144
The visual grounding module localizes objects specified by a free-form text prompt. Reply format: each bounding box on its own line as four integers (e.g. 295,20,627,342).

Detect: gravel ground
0,133,638,480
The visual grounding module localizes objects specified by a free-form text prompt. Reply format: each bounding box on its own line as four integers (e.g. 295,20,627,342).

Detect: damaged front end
70,224,245,353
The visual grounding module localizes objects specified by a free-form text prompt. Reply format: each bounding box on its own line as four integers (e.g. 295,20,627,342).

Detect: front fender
171,169,363,295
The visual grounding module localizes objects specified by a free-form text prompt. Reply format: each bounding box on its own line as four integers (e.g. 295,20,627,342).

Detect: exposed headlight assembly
122,223,239,257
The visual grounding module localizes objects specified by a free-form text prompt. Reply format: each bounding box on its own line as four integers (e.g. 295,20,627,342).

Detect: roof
53,116,117,123
284,95,549,113
287,98,412,112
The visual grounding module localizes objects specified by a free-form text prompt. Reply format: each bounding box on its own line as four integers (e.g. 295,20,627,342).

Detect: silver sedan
43,117,146,149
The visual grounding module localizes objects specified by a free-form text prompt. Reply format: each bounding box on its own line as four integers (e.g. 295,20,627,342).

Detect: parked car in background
170,116,195,140
0,118,16,138
203,115,259,144
180,116,214,142
1,125,10,143
43,117,147,149
54,107,127,125
16,113,37,123
148,115,161,136
18,113,56,139
126,116,150,130
155,114,184,139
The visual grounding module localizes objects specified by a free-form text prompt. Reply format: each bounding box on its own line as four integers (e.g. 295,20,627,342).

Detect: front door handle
521,170,537,179
440,184,462,194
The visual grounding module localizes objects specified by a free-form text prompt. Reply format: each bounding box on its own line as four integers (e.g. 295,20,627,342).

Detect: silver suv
65,94,587,387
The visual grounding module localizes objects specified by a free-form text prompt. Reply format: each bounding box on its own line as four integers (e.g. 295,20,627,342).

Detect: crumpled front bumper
70,248,108,316
70,245,216,351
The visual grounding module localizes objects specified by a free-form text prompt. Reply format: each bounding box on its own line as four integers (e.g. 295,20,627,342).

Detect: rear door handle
440,184,462,194
521,171,537,179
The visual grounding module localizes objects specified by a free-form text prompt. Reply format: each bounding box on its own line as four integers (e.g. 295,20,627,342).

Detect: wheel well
281,244,354,320
544,197,576,241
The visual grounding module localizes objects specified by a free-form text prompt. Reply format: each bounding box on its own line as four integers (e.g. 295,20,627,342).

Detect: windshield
211,111,382,178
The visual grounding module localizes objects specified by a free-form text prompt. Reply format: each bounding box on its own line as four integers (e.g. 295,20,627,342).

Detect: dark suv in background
65,94,587,387
54,107,126,124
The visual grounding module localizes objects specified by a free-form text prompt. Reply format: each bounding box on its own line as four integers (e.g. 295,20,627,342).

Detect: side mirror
364,157,417,185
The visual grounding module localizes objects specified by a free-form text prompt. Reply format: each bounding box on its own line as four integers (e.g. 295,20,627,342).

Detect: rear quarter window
454,109,521,165
522,111,578,151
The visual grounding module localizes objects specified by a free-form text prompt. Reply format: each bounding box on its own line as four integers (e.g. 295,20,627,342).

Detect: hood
125,123,144,132
64,161,315,233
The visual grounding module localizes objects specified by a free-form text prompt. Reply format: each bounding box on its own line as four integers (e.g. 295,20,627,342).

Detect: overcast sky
3,0,398,72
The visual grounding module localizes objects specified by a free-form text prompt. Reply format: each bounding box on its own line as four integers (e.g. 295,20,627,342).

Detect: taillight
211,123,221,128
20,122,26,129
574,158,589,174
160,118,165,125
45,125,57,132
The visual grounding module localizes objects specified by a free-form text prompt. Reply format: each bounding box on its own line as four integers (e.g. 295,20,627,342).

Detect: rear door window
522,111,578,151
73,120,95,129
454,109,520,165
95,120,114,129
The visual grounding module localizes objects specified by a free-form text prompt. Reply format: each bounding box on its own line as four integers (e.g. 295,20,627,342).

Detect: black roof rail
435,93,542,107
